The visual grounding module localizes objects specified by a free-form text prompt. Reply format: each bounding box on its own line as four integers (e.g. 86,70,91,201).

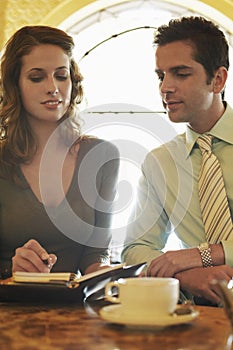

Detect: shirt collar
185,102,233,156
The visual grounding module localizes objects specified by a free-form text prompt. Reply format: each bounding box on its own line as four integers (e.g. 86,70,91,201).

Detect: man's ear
213,66,228,94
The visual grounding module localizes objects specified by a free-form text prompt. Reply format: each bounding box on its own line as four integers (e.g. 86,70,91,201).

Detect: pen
42,259,49,266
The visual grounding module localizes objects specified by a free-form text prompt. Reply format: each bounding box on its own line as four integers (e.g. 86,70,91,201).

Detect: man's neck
189,101,226,134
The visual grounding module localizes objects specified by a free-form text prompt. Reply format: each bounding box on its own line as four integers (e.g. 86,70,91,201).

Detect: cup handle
105,281,120,303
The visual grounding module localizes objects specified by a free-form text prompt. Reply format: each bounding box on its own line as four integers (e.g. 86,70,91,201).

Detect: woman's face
18,44,72,126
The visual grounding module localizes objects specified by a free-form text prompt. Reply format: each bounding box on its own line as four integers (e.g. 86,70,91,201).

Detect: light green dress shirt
122,103,233,268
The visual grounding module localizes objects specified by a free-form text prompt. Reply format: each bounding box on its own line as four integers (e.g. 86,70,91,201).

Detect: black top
0,138,119,278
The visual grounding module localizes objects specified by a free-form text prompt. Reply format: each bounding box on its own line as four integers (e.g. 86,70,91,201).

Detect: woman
0,26,119,279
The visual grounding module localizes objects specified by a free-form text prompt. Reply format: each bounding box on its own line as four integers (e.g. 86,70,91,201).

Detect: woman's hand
12,239,57,273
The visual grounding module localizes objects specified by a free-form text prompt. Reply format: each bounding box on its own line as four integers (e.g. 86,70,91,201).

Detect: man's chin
167,112,182,123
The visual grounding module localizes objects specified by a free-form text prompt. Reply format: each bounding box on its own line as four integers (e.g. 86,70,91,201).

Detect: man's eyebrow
155,65,193,74
155,69,163,75
170,65,193,72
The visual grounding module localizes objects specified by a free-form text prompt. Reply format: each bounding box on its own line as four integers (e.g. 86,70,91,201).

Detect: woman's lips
41,99,62,108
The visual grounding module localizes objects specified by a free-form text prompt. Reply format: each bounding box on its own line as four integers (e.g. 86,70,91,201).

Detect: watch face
200,243,209,250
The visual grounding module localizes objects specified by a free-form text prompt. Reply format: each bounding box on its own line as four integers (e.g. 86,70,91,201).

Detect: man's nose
160,75,176,94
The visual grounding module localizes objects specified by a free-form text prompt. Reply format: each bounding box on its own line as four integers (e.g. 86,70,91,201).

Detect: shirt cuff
221,240,233,267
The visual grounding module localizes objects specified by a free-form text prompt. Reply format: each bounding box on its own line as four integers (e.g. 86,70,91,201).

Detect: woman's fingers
12,239,57,273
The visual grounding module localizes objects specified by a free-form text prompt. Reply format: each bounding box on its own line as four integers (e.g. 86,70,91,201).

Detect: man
122,16,233,305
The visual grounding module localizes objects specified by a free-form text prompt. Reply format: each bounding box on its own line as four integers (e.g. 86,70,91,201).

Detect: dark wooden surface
0,301,231,350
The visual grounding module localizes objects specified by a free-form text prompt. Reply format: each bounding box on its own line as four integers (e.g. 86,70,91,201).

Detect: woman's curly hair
0,25,84,176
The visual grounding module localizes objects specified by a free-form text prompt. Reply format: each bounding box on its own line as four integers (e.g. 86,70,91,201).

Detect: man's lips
164,100,182,110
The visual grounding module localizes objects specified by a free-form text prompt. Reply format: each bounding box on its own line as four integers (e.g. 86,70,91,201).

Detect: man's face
155,40,215,130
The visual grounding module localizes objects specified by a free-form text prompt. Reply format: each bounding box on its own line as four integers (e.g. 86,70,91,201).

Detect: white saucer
99,304,199,328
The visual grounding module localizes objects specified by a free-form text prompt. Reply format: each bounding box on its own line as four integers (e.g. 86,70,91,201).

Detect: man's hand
175,265,233,304
147,248,202,277
12,239,57,273
146,244,226,278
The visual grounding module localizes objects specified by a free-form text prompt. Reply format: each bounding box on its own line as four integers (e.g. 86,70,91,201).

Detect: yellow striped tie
197,134,233,243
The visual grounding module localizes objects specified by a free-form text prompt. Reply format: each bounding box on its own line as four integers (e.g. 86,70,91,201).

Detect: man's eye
157,75,164,82
177,73,190,78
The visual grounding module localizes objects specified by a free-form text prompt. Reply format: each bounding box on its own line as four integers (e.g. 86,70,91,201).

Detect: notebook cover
0,262,146,304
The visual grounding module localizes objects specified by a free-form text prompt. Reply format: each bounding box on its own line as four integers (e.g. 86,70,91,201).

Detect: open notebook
0,262,146,303
12,264,127,288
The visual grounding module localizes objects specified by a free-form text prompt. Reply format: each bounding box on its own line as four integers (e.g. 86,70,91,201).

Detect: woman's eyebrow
27,66,69,73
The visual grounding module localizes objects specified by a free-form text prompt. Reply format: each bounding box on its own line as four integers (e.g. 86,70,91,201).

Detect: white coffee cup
105,277,179,317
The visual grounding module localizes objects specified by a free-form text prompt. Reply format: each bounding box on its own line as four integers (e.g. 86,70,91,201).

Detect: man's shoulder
142,132,193,180
147,132,187,160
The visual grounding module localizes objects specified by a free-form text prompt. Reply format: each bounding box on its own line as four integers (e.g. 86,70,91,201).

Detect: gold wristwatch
198,242,213,268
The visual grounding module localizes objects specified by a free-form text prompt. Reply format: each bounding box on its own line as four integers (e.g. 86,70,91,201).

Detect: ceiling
1,0,233,50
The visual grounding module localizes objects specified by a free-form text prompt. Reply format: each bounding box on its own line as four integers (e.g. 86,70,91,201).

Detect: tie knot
197,134,213,153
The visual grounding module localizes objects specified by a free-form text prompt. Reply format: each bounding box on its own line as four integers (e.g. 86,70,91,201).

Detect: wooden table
0,300,231,350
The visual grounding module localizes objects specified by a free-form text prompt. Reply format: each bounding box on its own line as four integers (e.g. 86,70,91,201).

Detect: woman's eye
29,76,43,82
56,75,68,81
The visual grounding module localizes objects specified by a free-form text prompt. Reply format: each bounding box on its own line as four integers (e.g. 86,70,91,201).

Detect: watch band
198,242,213,268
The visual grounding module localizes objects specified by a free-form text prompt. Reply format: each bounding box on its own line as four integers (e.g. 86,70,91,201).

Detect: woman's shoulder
79,136,119,157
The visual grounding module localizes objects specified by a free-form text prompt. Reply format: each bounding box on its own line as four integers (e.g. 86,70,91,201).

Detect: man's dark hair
154,16,229,83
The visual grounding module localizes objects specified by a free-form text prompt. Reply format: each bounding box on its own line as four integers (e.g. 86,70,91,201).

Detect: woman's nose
47,78,59,96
